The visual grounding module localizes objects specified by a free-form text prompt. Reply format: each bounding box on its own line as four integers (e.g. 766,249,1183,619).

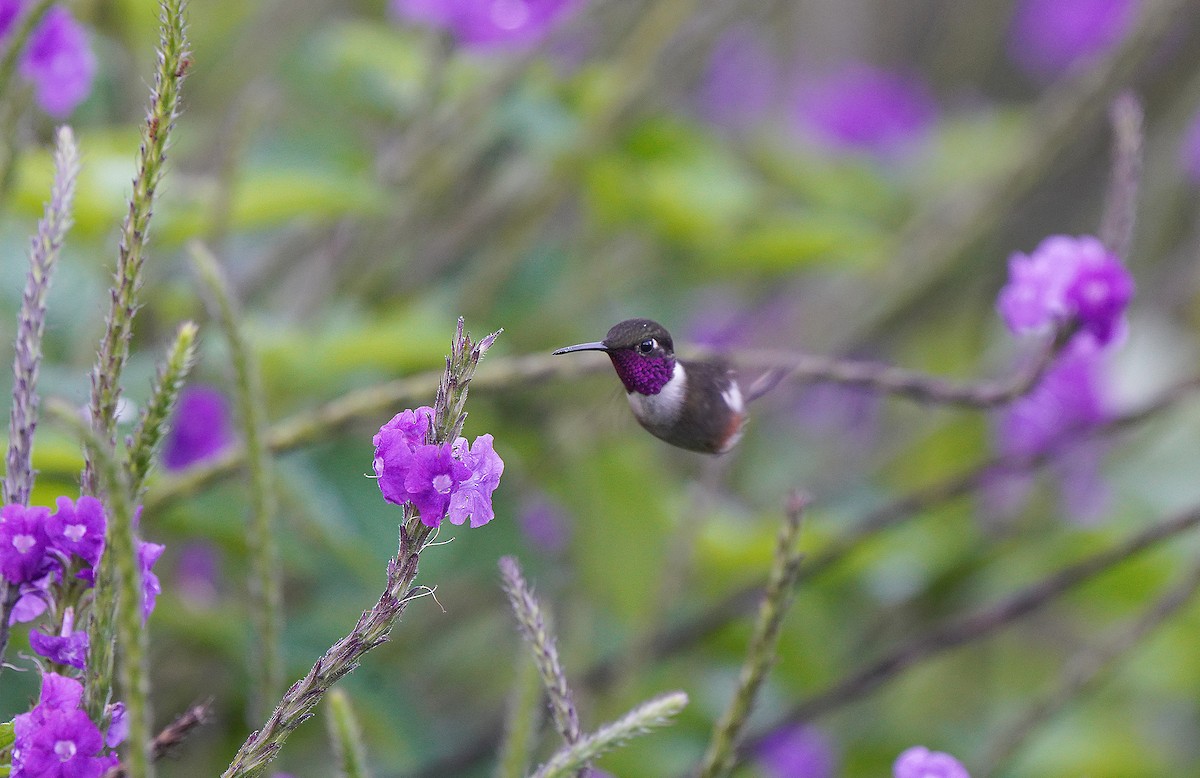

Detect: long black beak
552,340,608,355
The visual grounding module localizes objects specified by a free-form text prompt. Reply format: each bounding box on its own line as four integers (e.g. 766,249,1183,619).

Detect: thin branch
728,325,1072,409
144,353,603,512
1099,92,1143,259
974,557,1200,776
742,502,1200,751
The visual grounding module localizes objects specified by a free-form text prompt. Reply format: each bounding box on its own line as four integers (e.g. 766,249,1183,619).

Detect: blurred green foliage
4,0,1200,776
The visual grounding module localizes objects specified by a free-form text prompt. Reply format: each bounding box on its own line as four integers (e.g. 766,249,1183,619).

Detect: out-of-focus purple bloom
17,6,97,118
698,25,778,131
176,541,220,607
1181,108,1200,184
162,385,235,471
1008,0,1137,80
12,672,116,778
373,408,504,528
104,702,127,748
518,494,571,555
0,0,20,38
448,434,504,527
404,444,472,527
138,540,165,621
997,347,1108,458
792,63,937,158
390,0,576,50
987,345,1113,523
756,724,837,778
894,745,970,778
996,235,1133,347
44,495,105,568
29,627,88,669
0,503,53,584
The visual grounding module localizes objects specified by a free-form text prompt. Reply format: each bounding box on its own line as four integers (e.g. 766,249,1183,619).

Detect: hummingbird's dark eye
638,339,656,354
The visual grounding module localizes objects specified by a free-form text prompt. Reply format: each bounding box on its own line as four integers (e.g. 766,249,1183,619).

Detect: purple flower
0,503,53,584
447,434,504,527
373,406,434,507
162,385,235,471
104,702,127,748
44,495,105,568
373,408,504,528
996,235,1133,347
518,494,571,555
17,6,97,118
1008,0,1137,80
698,25,778,131
791,63,936,158
404,444,472,527
29,628,88,669
175,541,220,607
12,672,116,778
390,0,576,50
893,745,970,778
1181,108,1200,184
756,724,837,778
11,578,51,623
138,540,165,621
14,709,114,777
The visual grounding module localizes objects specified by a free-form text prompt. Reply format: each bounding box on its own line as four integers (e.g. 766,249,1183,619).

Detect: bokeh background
4,0,1200,775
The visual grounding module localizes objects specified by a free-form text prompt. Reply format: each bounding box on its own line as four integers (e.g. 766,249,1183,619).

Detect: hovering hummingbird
552,318,749,455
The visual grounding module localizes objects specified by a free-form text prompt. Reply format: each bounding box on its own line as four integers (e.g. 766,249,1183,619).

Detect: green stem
695,496,806,778
125,321,199,498
326,688,373,778
190,242,282,719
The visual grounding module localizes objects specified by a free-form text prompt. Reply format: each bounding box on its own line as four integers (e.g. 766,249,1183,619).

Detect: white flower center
433,474,453,494
64,523,88,542
54,739,77,761
12,534,36,554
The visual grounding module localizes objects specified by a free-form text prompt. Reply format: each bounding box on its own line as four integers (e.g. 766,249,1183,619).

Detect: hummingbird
552,318,748,455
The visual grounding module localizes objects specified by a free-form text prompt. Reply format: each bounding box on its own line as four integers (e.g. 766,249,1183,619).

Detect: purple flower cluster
390,0,576,50
373,406,504,528
0,2,97,117
893,745,970,778
11,672,120,778
992,234,1133,522
1007,0,1137,80
997,235,1134,348
1,496,164,659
